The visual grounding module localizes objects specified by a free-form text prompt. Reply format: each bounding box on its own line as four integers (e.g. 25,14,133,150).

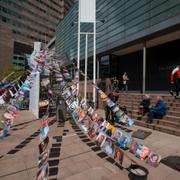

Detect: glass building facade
0,0,74,73
56,0,180,91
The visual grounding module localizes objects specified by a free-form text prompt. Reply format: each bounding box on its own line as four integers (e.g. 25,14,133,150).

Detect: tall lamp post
77,0,96,107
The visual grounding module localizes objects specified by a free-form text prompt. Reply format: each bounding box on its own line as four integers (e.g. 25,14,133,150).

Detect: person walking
170,64,180,99
105,88,120,125
122,72,129,92
56,94,67,123
112,76,119,90
105,78,112,95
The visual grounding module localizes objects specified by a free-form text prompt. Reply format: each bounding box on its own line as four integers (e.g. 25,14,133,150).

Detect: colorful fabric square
118,134,131,149
107,99,115,107
146,152,161,167
112,129,123,141
102,138,114,157
112,106,120,113
72,111,79,121
79,112,86,121
63,73,71,80
39,136,49,155
140,146,150,160
39,126,49,142
3,112,14,120
114,145,124,165
0,129,4,141
100,120,110,132
38,151,48,168
95,132,107,147
125,118,134,127
107,124,116,134
129,141,138,155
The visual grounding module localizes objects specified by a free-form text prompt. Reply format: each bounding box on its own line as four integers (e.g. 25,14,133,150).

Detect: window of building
2,16,7,22
99,55,110,78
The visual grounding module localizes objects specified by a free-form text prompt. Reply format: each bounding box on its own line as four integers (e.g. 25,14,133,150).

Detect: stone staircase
118,93,180,136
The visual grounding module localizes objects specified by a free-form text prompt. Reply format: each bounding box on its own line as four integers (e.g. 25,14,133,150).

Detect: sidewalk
0,110,40,180
0,111,128,180
0,110,180,180
97,109,180,180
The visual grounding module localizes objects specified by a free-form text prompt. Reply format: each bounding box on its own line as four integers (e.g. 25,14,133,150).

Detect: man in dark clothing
147,96,167,123
138,94,151,116
56,95,67,123
105,88,120,125
112,77,119,89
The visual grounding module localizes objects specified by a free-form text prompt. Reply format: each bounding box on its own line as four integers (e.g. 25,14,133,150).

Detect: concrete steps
130,109,180,123
134,119,180,136
132,114,180,129
117,93,180,136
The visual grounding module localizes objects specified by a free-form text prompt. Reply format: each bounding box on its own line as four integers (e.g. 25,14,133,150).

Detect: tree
0,64,25,82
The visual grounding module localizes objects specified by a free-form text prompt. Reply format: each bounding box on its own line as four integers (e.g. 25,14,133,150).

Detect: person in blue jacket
147,96,167,123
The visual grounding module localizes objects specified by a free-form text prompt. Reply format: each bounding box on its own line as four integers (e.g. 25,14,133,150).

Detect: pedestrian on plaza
138,94,151,117
105,78,112,95
105,87,120,125
169,64,180,99
147,96,167,124
56,95,67,123
112,76,119,90
99,78,106,92
122,72,129,92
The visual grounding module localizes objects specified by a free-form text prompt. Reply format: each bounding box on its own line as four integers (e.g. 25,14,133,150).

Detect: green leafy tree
0,64,25,82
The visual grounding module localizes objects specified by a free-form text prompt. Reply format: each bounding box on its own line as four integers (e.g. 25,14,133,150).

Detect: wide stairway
118,93,180,136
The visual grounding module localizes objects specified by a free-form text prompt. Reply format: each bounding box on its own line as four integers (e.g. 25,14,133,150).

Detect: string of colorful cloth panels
31,49,50,179
53,67,161,168
71,60,134,127
0,50,50,141
0,71,37,141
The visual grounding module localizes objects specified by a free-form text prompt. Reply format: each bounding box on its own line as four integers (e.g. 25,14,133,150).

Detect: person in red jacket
170,64,180,98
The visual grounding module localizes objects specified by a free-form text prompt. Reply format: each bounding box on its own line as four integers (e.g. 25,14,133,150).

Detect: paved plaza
0,110,180,180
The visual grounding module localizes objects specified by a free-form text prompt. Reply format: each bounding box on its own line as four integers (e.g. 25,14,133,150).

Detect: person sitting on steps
147,96,167,124
138,94,151,118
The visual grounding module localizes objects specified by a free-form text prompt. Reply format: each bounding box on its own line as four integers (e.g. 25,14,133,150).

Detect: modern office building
0,0,75,73
56,0,180,92
64,0,75,15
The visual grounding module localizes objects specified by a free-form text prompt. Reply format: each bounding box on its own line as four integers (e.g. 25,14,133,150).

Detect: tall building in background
0,0,74,72
45,0,75,51
64,0,75,15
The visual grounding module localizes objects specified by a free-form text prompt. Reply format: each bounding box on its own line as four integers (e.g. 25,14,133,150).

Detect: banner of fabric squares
56,60,161,168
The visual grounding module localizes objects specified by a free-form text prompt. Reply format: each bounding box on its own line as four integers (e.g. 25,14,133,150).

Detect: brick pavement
0,110,180,180
0,111,128,180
